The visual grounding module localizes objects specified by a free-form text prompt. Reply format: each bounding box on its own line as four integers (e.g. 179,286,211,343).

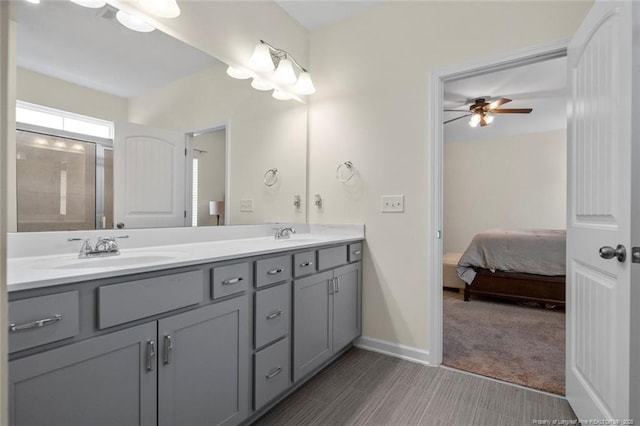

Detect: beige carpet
443,289,566,395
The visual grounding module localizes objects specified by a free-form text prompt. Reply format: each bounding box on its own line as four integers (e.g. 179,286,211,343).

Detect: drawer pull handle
10,314,62,332
266,310,283,320
146,340,156,372
265,367,283,379
267,268,284,275
352,250,361,255
222,277,243,285
299,261,313,267
163,335,173,365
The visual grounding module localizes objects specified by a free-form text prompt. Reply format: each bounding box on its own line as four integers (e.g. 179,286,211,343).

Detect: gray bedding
456,229,567,285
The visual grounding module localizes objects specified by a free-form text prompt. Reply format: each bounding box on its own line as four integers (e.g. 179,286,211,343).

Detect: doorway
428,40,569,391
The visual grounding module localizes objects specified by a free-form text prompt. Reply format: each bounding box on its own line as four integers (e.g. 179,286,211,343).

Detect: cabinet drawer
255,255,290,288
98,270,204,329
293,251,317,277
254,337,290,410
9,291,80,353
211,262,250,299
255,282,290,349
348,243,362,262
317,245,347,270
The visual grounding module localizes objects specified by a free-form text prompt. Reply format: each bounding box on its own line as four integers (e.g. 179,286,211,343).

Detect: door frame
185,121,230,226
427,39,569,366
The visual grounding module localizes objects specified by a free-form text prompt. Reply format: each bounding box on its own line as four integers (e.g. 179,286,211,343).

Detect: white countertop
8,229,364,292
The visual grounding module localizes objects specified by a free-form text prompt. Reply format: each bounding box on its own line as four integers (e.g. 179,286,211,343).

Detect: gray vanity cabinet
332,263,362,352
158,295,249,426
293,261,362,382
9,322,157,426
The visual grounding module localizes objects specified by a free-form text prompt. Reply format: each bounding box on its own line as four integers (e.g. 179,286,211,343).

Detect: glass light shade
469,113,482,127
484,113,494,124
249,43,275,72
226,66,251,80
251,78,273,91
116,10,155,32
69,0,105,7
274,58,297,85
272,89,293,101
293,71,316,95
139,0,180,18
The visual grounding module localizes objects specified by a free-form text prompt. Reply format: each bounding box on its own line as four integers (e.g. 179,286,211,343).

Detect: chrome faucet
69,235,129,258
274,227,296,240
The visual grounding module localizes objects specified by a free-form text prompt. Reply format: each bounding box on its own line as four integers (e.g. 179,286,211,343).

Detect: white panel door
566,1,634,421
114,122,186,229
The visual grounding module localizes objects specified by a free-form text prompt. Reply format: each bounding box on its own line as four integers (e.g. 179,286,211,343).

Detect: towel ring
336,161,354,183
263,168,279,186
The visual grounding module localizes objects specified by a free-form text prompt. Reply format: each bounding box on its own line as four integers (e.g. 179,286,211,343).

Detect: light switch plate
381,195,404,213
240,199,253,212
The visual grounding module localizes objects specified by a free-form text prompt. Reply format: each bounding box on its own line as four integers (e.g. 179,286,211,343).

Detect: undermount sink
34,251,188,270
275,236,320,243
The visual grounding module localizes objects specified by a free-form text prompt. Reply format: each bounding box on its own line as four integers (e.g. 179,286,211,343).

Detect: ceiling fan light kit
445,97,533,127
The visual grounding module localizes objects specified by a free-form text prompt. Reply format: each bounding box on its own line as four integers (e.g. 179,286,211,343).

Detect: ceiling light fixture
23,0,40,4
138,0,180,18
229,40,316,100
69,0,106,8
116,10,155,32
469,113,482,128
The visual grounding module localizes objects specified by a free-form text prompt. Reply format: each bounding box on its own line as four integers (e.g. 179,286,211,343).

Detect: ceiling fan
444,98,533,127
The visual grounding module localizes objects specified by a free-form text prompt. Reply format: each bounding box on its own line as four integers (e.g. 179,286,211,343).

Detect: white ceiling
275,0,384,31
15,0,218,98
444,56,567,142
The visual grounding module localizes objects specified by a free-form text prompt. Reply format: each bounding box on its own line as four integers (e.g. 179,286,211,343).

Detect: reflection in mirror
12,0,307,231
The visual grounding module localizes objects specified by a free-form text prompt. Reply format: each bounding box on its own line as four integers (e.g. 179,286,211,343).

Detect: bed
456,229,566,306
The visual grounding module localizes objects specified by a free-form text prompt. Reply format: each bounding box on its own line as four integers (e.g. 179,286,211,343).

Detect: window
16,101,114,140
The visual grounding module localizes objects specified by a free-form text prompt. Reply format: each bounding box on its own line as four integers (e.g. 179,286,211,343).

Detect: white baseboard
354,336,434,366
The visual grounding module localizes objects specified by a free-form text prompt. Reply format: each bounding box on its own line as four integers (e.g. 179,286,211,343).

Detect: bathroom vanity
6,226,363,426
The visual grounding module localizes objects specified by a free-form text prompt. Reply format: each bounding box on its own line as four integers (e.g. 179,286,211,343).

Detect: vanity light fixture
69,0,106,8
116,10,155,32
23,0,40,4
228,40,316,100
226,66,251,80
251,78,274,91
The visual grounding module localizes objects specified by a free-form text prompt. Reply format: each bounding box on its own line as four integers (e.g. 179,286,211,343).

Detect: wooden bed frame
463,268,566,306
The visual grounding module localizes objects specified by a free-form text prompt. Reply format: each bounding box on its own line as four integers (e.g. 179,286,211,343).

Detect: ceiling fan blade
484,98,511,111
443,109,468,112
443,114,471,124
491,108,533,114
479,117,488,127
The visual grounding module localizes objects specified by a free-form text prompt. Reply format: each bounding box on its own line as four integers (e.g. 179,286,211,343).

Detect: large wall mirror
11,0,308,232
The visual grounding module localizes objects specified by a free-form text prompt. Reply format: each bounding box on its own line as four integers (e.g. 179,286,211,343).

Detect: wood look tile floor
254,347,577,426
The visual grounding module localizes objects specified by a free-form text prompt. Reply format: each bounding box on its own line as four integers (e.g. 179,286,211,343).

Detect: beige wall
307,1,592,352
193,129,226,226
444,129,567,255
16,68,129,122
128,63,307,225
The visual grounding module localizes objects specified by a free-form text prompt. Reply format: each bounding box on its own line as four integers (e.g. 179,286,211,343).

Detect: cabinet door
333,263,362,353
158,295,249,426
9,322,157,426
293,270,333,382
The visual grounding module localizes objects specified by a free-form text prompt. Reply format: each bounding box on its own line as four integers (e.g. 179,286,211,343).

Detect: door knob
599,245,626,263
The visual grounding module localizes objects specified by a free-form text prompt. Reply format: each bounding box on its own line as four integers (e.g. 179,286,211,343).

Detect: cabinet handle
266,310,284,320
335,277,340,293
265,366,283,379
163,335,173,365
10,314,62,332
299,261,313,267
146,340,156,372
267,268,284,275
352,250,361,255
222,277,243,285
